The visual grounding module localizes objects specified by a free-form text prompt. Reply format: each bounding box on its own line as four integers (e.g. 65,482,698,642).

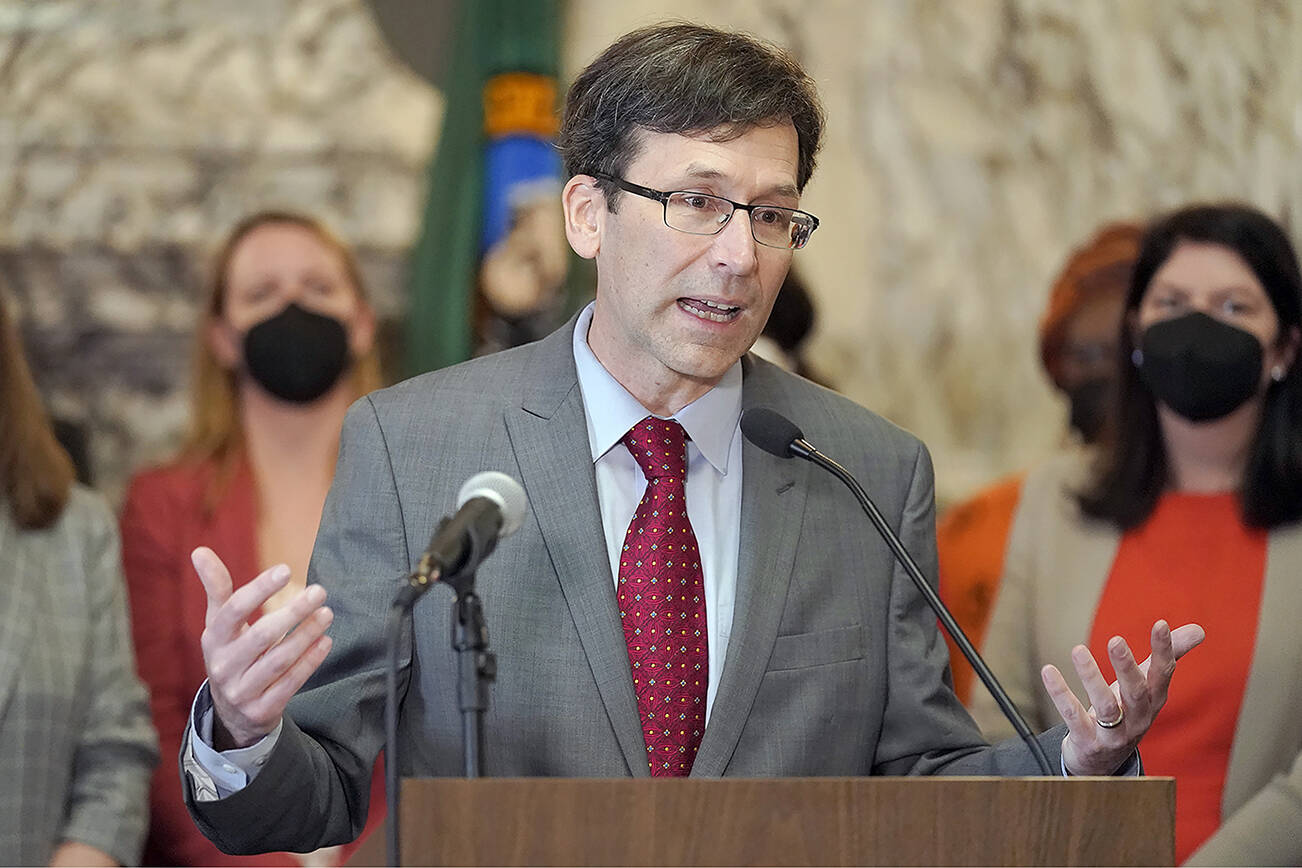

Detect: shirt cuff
1060,747,1142,777
183,680,283,801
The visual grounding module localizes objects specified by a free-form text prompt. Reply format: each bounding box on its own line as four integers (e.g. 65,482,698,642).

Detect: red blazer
121,458,384,866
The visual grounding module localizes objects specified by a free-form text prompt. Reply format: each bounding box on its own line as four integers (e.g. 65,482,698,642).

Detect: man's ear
562,175,604,260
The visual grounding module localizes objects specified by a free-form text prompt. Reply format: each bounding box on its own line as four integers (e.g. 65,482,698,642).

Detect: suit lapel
503,320,649,776
692,363,808,777
0,514,38,723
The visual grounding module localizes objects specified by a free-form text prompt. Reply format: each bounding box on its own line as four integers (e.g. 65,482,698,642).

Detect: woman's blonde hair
181,210,383,483
0,290,75,529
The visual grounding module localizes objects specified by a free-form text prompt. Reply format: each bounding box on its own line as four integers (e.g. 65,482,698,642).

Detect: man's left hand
1041,619,1205,776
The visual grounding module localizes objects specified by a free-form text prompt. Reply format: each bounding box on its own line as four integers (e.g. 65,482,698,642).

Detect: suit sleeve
869,440,1064,777
61,493,159,866
185,396,411,854
1185,748,1302,866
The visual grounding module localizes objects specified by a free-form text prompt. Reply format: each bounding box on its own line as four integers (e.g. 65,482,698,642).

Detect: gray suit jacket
186,317,1063,853
0,487,158,866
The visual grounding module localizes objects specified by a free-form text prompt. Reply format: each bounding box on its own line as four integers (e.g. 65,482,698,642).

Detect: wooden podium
347,776,1173,866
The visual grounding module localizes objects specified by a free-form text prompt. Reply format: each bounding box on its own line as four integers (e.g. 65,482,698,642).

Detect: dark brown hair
1080,203,1302,529
0,290,75,529
558,22,825,207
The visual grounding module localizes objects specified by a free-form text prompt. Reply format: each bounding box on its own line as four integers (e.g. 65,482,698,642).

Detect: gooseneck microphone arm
740,408,1054,776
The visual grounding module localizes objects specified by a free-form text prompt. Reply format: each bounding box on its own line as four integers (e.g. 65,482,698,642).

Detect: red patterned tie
618,417,708,776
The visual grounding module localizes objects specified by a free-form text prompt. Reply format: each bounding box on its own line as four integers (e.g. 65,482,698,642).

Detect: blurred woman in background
121,210,385,866
973,203,1302,865
0,289,156,866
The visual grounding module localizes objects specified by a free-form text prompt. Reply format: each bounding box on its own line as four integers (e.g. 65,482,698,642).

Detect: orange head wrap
1039,222,1145,389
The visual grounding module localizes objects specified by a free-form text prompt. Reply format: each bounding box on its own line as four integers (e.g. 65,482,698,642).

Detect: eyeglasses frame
589,172,820,250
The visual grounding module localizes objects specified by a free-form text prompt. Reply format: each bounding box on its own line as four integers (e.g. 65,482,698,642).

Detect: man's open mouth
678,297,741,323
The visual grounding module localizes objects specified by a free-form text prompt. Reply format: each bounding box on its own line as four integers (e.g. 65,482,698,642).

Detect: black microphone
395,471,528,606
740,407,1055,775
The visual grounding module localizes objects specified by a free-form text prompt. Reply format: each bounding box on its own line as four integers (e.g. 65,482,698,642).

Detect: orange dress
1088,492,1266,865
936,475,1024,702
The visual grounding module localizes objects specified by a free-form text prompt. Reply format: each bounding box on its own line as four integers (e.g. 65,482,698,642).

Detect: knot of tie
622,416,688,482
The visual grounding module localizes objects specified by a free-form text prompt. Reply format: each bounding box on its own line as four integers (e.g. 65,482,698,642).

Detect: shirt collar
571,302,741,476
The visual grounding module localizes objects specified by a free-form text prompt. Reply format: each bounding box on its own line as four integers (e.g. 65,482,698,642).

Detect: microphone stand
384,602,405,867
787,438,1056,777
451,584,495,778
385,522,499,867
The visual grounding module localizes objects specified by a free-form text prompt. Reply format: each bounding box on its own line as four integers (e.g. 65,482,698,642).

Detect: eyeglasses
591,173,820,250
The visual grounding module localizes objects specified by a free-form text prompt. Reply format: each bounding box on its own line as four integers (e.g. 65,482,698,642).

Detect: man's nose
712,210,759,275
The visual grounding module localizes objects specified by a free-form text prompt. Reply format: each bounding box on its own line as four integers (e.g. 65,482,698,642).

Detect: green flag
405,0,562,376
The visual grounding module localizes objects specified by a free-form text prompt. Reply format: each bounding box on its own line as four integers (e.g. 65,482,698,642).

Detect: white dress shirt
571,302,744,723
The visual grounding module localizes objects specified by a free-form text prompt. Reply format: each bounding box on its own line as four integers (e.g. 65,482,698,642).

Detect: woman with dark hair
0,290,157,866
120,211,385,865
973,203,1302,865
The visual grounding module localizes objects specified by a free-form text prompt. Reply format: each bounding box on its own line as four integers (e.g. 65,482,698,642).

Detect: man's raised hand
192,546,334,749
1042,619,1205,776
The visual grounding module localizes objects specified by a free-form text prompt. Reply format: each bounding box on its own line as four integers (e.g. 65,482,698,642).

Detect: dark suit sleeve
185,396,412,853
869,439,1064,776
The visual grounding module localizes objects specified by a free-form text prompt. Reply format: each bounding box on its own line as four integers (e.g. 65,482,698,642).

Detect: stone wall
4,0,1300,507
0,0,439,499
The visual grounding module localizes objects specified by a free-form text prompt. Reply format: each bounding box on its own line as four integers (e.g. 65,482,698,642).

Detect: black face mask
1065,377,1112,444
242,303,351,403
1137,311,1263,423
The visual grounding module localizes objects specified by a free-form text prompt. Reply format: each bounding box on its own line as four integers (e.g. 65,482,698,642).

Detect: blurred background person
749,268,835,388
474,182,573,355
973,203,1302,865
938,222,1142,702
0,289,157,867
51,417,95,487
120,211,386,866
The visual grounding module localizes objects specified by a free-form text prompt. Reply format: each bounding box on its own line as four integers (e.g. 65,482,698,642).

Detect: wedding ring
1095,705,1125,729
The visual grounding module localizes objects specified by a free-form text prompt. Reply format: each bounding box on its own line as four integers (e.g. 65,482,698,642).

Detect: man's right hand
192,546,334,750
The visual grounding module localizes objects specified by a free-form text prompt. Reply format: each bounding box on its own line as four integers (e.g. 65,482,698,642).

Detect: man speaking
182,22,1202,852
